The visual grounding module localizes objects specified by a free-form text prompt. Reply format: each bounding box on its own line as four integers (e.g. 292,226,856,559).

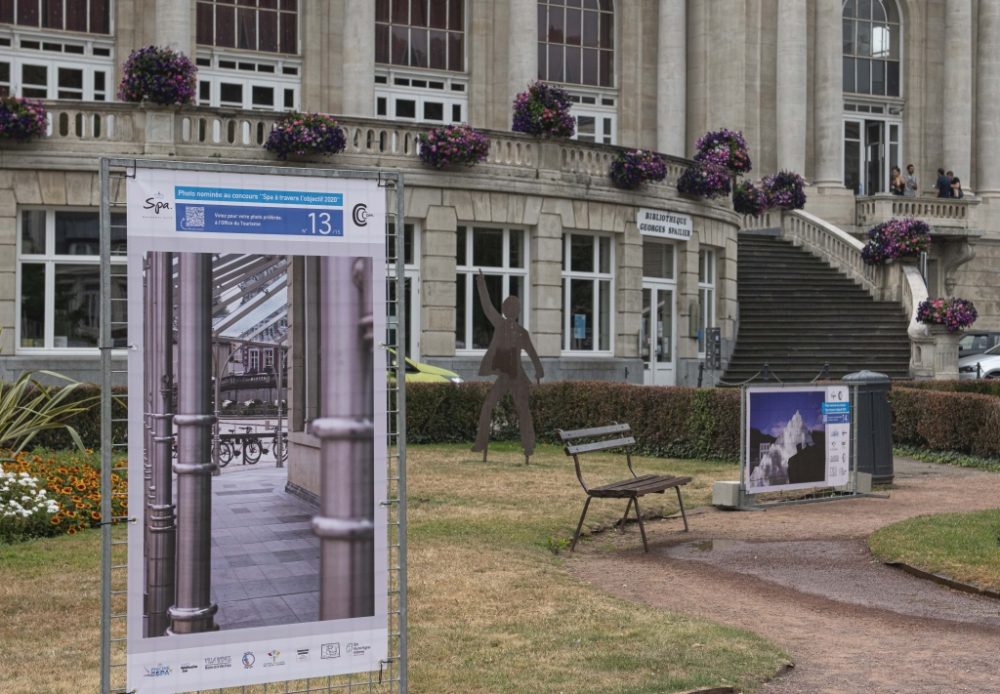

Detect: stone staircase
722,232,911,383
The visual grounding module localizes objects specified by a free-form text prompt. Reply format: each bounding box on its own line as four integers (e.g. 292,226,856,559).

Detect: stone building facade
0,0,997,388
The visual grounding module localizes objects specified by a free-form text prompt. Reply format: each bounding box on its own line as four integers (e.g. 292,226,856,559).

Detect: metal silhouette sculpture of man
471,270,544,461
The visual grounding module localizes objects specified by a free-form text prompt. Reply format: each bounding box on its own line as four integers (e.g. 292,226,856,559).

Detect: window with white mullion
455,226,528,352
16,208,127,352
387,221,421,359
0,29,114,100
697,248,716,355
562,232,613,353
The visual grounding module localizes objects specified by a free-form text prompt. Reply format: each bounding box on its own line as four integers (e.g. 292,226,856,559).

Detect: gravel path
569,458,1000,693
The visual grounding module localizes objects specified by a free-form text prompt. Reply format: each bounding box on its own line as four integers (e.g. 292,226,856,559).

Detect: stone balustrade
855,194,979,230
25,102,700,198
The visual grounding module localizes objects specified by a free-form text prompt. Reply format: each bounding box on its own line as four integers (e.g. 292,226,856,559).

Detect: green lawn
0,443,789,693
868,509,1000,593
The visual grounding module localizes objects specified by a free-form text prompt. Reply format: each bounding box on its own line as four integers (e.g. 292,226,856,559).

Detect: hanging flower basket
677,162,731,199
118,45,197,106
762,170,807,210
608,149,668,190
733,180,769,216
511,81,575,138
0,96,47,142
694,129,752,175
860,217,930,265
418,123,491,169
264,112,346,160
917,297,977,333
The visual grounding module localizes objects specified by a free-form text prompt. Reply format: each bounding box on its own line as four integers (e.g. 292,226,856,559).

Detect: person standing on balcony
904,164,918,197
890,166,906,195
936,168,953,197
951,176,964,198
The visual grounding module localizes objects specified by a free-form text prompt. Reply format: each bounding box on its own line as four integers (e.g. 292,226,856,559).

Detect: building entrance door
641,282,675,386
844,117,901,196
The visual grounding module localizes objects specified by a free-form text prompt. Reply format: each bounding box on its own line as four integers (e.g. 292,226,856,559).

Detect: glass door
641,283,675,386
844,117,902,196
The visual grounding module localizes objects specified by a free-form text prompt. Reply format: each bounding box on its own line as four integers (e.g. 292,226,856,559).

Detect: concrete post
311,257,375,620
976,1,1000,195
776,0,807,174
943,0,973,189
508,0,538,123
146,252,176,637
342,0,375,117
813,0,842,186
657,0,687,156
154,0,193,54
169,253,217,635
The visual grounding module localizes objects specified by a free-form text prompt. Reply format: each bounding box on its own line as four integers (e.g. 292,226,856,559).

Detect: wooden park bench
557,423,690,552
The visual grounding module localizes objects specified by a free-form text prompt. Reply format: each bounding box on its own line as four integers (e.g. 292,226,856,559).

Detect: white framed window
842,0,901,98
16,208,126,352
455,226,528,352
195,51,300,111
567,88,616,144
374,68,467,124
248,348,260,373
263,348,274,370
697,248,716,355
387,221,421,359
562,232,613,353
0,26,114,100
374,1,467,124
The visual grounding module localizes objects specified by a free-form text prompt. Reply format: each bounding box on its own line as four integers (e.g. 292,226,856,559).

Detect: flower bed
917,298,978,333
264,111,346,160
118,45,197,105
694,128,752,174
733,180,769,216
608,149,668,189
511,81,575,137
762,170,807,210
418,123,490,168
0,96,47,142
677,162,731,199
0,463,59,543
861,217,930,265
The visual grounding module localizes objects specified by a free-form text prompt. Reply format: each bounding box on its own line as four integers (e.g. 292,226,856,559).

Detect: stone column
776,0,807,174
508,0,538,124
421,206,458,357
154,0,192,54
813,0,843,186
944,0,973,187
976,1,1000,195
532,212,563,357
342,0,375,116
657,0,687,156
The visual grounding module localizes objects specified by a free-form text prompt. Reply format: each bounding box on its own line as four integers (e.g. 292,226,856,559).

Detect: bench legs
632,496,649,552
570,496,592,552
675,486,689,532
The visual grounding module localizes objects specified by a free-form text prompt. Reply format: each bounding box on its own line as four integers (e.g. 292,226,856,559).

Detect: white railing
855,194,978,228
782,209,881,298
44,103,136,143
901,265,933,378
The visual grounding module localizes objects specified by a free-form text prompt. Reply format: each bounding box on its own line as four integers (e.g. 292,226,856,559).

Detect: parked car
958,343,1000,380
387,348,463,384
958,331,1000,359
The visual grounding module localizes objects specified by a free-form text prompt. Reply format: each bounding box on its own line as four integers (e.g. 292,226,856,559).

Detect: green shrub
28,385,127,450
900,379,1000,398
889,387,1000,458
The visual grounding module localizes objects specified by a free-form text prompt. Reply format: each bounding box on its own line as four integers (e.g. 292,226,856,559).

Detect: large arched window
842,0,900,97
537,0,613,88
373,0,467,125
537,0,616,144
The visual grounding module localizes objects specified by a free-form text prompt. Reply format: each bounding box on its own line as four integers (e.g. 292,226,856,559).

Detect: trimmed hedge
889,387,1000,458
897,379,1000,398
407,381,740,461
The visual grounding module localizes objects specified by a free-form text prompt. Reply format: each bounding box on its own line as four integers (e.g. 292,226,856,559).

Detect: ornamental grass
117,45,197,105
418,123,490,168
0,96,47,142
264,111,347,160
608,148,668,189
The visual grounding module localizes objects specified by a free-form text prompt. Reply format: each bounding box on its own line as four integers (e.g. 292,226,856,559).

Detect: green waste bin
842,370,893,485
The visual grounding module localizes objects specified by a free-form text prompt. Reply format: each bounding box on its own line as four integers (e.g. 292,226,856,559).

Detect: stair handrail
778,209,879,298
902,264,933,377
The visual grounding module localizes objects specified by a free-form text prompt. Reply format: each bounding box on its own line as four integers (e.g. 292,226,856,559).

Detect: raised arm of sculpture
476,269,502,326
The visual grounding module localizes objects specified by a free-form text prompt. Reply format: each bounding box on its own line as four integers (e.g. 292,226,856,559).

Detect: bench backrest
556,423,636,491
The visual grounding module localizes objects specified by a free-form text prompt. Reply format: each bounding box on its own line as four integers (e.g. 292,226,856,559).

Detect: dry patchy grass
0,443,788,693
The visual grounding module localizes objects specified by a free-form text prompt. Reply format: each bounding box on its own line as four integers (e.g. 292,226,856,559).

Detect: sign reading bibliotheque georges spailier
636,208,693,240
125,166,389,693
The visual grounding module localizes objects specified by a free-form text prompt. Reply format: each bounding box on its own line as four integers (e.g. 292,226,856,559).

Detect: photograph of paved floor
209,461,320,630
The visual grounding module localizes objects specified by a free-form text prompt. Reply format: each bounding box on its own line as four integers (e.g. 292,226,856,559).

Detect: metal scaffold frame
100,158,408,693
